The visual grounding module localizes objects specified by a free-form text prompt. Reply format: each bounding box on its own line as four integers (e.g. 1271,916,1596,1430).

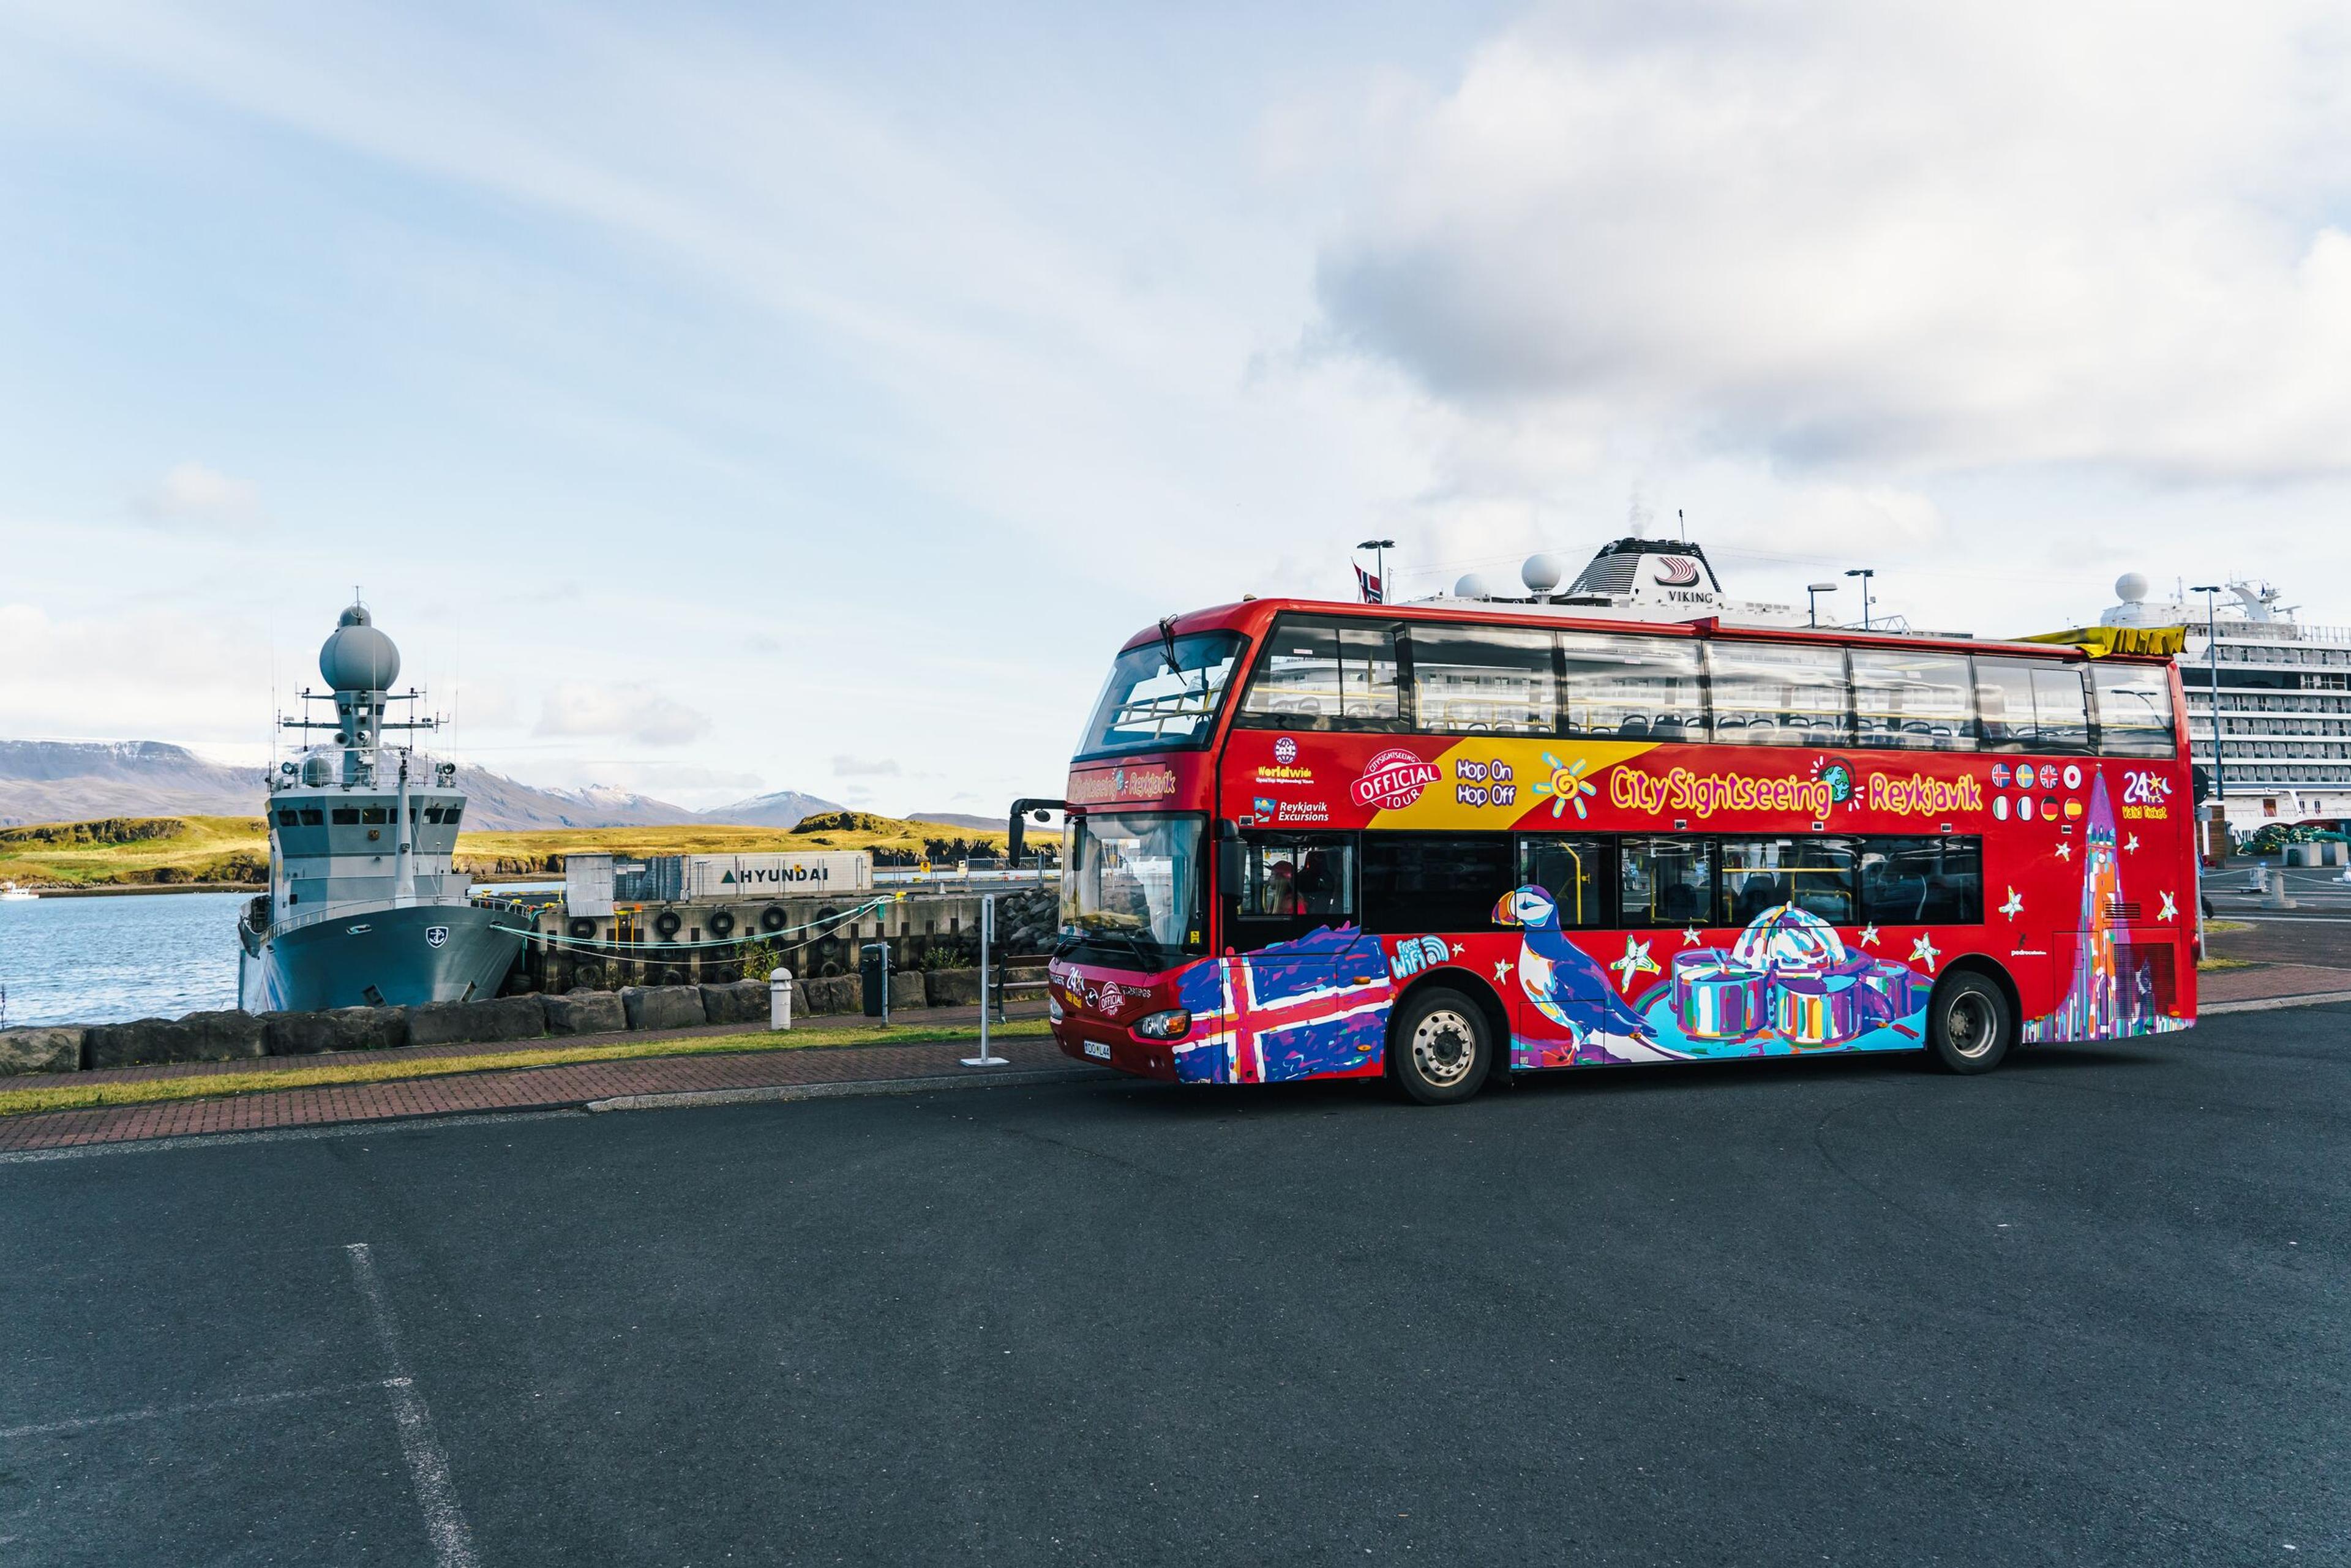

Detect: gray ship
237,602,529,1013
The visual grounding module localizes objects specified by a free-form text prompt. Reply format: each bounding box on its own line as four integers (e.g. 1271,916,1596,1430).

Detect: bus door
1225,831,1363,962
1218,831,1374,1079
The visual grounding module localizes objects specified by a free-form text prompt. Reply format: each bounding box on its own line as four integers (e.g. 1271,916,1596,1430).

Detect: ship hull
239,901,528,1014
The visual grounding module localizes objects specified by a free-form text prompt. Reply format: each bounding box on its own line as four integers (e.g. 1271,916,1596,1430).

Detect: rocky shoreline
0,964,1042,1076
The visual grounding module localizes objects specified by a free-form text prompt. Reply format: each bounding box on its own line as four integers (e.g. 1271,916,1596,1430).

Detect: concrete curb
2203,990,2351,1015
584,1065,1103,1114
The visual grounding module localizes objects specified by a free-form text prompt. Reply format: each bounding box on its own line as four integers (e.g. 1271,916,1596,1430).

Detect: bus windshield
1059,812,1205,968
1076,632,1245,759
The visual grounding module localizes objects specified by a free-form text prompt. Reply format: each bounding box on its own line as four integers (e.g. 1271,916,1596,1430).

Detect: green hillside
0,811,1023,888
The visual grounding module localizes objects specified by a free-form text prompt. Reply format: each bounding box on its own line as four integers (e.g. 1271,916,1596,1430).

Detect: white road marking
345,1242,482,1568
0,1380,383,1441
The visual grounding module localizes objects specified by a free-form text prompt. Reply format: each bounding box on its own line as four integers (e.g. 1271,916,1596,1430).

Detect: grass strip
0,1019,1054,1119
2197,957,2258,972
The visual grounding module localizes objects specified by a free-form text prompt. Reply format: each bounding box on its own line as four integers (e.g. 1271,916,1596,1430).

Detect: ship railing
873,866,1060,887
264,894,517,940
2204,620,2351,645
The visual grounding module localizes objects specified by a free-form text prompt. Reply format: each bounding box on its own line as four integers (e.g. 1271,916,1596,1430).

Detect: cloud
831,754,900,776
533,683,711,746
451,679,520,730
133,462,263,527
1310,0,2351,481
0,601,267,744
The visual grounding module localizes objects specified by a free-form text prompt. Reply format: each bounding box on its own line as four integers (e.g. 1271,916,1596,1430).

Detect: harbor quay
506,857,1059,995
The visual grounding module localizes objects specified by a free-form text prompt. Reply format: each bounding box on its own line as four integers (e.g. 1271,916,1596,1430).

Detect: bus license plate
1083,1040,1112,1060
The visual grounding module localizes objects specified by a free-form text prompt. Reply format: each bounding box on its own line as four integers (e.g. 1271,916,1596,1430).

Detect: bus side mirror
2191,766,2211,805
1007,798,1068,865
1216,820,1244,899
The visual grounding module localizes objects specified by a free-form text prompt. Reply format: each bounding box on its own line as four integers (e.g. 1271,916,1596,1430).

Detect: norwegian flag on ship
1174,926,1393,1083
1354,563,1384,604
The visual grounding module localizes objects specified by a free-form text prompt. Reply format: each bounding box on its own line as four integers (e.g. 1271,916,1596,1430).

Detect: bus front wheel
1390,986,1492,1105
1927,971,2012,1075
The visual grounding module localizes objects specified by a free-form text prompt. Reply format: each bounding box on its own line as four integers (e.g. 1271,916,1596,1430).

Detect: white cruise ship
2099,573,2351,830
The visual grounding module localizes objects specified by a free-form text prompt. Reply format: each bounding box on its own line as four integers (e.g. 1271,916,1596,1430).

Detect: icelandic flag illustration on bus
1173,926,1392,1084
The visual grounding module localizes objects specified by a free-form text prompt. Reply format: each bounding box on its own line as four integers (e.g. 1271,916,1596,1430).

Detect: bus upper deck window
1237,617,1402,731
1705,642,1852,746
1851,648,1978,751
2030,666,2094,752
1558,632,1704,740
2092,662,2177,757
1973,657,2093,754
1406,625,1554,735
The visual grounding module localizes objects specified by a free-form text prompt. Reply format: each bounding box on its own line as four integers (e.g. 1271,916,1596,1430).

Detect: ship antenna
1678,508,1687,542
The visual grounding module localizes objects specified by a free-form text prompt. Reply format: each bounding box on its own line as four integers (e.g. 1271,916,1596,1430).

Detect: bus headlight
1134,1008,1192,1041
1048,994,1065,1023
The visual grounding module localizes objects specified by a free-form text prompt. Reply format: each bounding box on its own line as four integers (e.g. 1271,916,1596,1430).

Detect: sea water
0,892,244,1027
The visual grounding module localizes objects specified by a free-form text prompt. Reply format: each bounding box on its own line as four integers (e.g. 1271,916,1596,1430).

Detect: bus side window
1516,836,1610,928
1362,834,1515,934
1559,632,1704,740
1973,658,2038,752
1706,642,1852,746
1719,838,1856,926
1852,648,1978,751
2092,662,2178,757
1620,836,1712,927
2031,666,2094,753
1231,834,1357,932
1235,617,1403,731
1404,625,1555,735
1859,837,1983,925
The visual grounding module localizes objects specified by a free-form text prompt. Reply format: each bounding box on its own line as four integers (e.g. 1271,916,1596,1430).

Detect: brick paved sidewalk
0,1001,1050,1094
0,1035,1091,1153
0,1010,1091,1155
2201,962,2351,1009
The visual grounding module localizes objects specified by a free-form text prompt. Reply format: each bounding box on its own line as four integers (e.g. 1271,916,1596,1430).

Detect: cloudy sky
2,0,2347,814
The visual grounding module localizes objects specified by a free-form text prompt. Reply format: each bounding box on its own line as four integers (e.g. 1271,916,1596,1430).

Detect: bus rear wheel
1927,971,2012,1075
1390,986,1492,1105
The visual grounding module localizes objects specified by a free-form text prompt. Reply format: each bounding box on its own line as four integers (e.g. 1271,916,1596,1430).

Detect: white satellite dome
318,603,401,693
1455,572,1496,599
1521,553,1567,595
2115,572,2151,604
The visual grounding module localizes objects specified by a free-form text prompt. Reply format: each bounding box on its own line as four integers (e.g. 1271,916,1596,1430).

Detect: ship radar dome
1521,553,1566,595
1455,572,1496,599
2115,572,2150,604
319,604,400,692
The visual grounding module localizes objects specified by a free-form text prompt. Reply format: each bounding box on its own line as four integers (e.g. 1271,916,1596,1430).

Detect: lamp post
1843,568,1875,631
2192,584,2227,801
1356,538,1394,604
1806,582,1837,629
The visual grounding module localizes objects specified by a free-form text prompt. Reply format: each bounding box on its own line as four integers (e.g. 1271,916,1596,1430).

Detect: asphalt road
3,1011,2346,1566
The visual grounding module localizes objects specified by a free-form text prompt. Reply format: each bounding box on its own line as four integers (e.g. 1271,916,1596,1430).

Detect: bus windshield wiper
1074,928,1160,969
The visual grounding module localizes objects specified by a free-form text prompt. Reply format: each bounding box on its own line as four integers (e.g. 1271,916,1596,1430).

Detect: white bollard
768,967,793,1031
962,893,1008,1067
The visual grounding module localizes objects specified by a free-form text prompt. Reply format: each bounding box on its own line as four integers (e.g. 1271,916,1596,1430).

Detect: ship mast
280,600,437,787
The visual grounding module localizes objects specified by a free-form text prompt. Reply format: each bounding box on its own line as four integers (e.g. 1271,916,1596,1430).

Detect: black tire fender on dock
653,909,683,940
708,909,736,938
567,917,598,940
760,905,787,933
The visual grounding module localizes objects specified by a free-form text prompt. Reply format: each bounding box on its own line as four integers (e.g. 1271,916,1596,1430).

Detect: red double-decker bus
1044,584,2195,1103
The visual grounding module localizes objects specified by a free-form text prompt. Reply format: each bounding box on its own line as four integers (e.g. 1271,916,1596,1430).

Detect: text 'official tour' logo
1352,748,1442,811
